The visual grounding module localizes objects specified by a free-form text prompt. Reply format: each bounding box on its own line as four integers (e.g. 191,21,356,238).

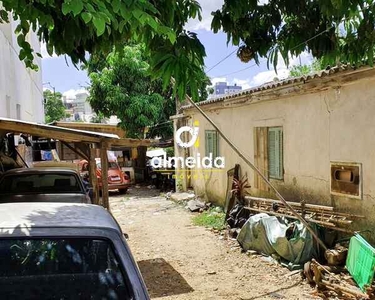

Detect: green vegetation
192,208,225,231
1,1,375,99
43,90,67,123
0,0,205,101
289,60,324,77
212,1,375,69
86,44,210,139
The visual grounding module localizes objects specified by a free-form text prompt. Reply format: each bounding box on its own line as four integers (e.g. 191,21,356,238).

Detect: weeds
192,208,225,230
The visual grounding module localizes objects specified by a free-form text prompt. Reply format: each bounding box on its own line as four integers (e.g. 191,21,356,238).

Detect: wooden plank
0,120,100,143
101,142,110,210
75,142,90,159
253,127,269,191
245,196,334,211
53,122,126,138
109,138,153,148
224,164,240,220
61,141,89,161
245,207,354,233
89,146,99,205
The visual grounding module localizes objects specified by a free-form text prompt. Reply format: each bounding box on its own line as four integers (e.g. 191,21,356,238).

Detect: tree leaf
81,12,92,24
61,3,71,15
112,0,121,13
71,0,84,16
93,16,106,36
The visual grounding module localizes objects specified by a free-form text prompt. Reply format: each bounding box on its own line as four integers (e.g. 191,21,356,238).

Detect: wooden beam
0,120,100,143
61,141,89,161
109,138,153,148
89,146,99,205
75,142,90,160
100,142,110,210
245,196,334,211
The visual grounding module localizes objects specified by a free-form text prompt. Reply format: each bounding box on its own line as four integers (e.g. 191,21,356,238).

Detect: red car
79,159,130,194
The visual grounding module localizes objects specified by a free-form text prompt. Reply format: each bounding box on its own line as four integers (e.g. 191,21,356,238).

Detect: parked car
0,168,91,204
0,202,149,299
79,159,130,194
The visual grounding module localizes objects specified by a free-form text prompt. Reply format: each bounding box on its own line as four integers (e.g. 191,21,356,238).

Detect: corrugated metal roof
181,65,359,110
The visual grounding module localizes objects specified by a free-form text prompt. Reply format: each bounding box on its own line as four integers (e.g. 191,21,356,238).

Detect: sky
42,0,312,97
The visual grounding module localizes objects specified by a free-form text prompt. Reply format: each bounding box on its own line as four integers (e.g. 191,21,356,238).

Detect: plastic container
346,234,375,291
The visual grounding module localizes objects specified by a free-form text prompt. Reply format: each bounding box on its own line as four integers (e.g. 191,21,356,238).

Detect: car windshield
0,173,82,194
0,238,133,299
96,162,119,170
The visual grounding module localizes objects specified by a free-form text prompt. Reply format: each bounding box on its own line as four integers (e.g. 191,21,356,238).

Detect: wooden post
89,145,99,205
100,142,110,210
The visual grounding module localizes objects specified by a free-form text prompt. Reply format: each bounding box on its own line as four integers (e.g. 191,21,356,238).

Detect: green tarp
237,213,316,266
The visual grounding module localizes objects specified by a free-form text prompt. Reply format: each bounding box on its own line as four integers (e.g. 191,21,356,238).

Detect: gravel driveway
110,187,318,300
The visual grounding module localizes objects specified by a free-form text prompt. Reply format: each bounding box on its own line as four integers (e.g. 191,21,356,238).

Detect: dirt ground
110,187,319,300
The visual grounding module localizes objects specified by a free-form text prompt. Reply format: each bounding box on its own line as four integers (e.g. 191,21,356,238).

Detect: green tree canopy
0,0,205,101
1,1,375,100
87,44,210,139
44,90,67,123
212,1,375,69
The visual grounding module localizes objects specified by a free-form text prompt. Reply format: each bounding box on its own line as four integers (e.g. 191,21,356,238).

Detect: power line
209,9,361,79
210,25,336,79
205,48,238,73
214,63,258,78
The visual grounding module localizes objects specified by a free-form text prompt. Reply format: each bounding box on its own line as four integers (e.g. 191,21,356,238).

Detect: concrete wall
178,71,375,239
0,13,44,122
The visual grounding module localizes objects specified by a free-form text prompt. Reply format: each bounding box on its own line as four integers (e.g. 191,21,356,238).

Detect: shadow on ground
137,258,194,298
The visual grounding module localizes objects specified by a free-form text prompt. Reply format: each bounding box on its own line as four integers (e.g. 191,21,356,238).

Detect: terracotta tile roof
181,65,361,110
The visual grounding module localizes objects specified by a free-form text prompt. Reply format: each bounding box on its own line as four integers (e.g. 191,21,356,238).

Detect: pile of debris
168,192,211,212
224,193,374,299
304,234,375,299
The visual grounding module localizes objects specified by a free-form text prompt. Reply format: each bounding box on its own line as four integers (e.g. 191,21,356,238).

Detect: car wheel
119,188,128,194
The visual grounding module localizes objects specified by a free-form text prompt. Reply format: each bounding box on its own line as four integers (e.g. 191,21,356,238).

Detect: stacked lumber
244,196,364,232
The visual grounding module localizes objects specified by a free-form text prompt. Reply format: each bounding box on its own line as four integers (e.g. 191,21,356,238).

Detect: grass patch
192,208,225,230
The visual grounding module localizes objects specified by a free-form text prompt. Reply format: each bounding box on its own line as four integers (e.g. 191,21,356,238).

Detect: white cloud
62,88,88,101
232,78,251,89
249,69,290,87
210,77,227,85
244,51,312,88
40,42,58,59
186,0,223,31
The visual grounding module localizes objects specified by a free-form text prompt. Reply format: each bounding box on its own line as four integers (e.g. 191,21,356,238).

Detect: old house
174,66,375,237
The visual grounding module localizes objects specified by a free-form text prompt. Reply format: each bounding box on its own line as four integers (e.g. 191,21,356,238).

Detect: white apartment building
63,90,93,122
0,13,44,122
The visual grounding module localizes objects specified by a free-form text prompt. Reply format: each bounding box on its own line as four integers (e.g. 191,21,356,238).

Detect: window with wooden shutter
205,130,219,158
268,127,283,180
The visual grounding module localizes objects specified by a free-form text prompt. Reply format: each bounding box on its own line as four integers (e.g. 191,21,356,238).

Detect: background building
0,14,44,122
214,82,242,96
63,90,93,122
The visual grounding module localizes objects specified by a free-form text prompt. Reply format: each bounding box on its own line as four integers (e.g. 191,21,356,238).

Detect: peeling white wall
0,13,44,122
180,73,375,239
